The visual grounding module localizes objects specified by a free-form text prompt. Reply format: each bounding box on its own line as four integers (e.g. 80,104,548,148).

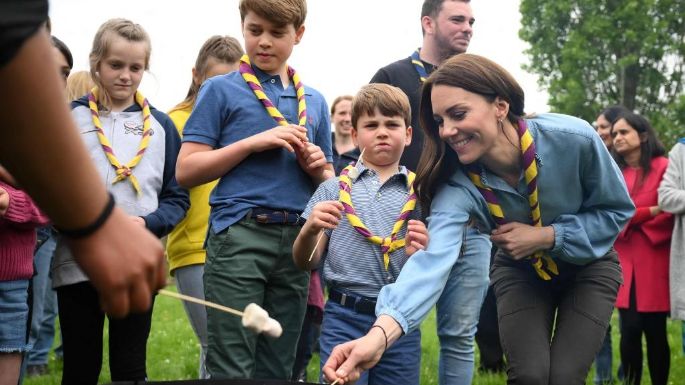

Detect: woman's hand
490,222,555,260
322,331,386,384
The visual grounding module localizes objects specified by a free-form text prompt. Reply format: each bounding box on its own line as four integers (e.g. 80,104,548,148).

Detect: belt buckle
340,292,348,307
255,213,270,224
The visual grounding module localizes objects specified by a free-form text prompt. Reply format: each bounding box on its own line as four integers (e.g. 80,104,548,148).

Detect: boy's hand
405,219,428,256
295,142,330,181
247,124,308,153
303,201,344,236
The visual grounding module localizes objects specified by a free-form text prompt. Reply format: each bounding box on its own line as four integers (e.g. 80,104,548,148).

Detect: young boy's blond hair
239,0,307,29
352,83,412,129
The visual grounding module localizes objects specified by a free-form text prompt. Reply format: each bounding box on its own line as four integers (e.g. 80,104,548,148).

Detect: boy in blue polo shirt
293,84,428,385
176,0,333,379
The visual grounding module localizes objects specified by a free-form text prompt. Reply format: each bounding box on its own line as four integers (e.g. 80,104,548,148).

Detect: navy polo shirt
182,66,332,233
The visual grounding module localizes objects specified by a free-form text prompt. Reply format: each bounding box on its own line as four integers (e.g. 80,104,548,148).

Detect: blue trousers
435,228,490,385
319,300,421,385
26,232,59,366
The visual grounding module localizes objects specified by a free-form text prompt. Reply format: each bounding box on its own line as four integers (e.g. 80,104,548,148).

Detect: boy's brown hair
239,0,307,29
352,84,412,129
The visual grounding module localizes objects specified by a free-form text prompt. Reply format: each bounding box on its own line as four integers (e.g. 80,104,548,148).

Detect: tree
519,0,685,146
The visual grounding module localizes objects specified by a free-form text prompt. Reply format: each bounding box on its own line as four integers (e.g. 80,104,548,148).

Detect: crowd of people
1,0,684,385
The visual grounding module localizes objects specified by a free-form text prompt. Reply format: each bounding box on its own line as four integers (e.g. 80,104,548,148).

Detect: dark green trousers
204,218,309,379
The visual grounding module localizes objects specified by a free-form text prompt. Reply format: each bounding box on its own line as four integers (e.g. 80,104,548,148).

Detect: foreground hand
490,222,555,260
405,219,428,256
130,216,146,227
247,124,308,153
322,332,386,384
67,207,167,317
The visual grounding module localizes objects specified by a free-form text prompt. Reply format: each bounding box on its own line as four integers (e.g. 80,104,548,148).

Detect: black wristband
370,324,388,353
56,192,115,239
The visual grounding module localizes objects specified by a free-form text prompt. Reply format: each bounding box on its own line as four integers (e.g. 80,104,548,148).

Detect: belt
245,207,305,226
328,288,377,316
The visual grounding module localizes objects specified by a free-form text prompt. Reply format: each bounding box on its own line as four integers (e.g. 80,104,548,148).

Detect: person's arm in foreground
323,188,458,384
0,29,165,317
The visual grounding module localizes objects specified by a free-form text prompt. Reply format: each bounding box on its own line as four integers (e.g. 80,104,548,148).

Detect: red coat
615,156,674,312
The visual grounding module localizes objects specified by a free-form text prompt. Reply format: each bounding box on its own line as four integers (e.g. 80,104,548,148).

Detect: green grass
25,286,685,384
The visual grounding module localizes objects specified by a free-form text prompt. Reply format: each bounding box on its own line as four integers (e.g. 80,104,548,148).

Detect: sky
49,0,550,114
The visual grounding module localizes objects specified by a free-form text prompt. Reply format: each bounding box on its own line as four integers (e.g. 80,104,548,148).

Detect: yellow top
165,106,218,273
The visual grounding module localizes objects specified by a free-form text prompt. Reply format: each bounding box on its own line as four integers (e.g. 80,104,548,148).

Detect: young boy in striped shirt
293,83,428,385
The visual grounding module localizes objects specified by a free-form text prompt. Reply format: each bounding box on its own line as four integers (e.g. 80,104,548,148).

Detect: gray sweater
658,142,685,320
51,97,189,288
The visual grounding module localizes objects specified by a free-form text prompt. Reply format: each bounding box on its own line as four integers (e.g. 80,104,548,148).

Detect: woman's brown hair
415,53,525,212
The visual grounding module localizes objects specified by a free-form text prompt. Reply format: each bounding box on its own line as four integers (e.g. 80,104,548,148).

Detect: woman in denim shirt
323,54,635,385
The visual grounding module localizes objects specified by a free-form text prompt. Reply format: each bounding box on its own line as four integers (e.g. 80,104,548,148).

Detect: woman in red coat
611,111,673,385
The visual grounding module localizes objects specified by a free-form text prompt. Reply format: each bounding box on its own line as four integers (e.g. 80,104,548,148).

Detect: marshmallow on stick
158,290,282,337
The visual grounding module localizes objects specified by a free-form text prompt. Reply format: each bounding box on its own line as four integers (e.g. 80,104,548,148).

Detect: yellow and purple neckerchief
466,119,559,280
238,54,307,127
411,48,428,83
88,87,151,195
338,164,417,270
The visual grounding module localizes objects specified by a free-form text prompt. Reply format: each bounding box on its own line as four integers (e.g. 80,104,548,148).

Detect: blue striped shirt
302,163,420,298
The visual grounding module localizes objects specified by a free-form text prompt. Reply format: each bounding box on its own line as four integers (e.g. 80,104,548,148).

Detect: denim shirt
182,67,333,233
377,113,635,333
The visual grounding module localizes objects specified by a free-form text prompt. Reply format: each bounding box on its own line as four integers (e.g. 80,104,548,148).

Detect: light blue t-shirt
182,66,333,233
377,113,635,333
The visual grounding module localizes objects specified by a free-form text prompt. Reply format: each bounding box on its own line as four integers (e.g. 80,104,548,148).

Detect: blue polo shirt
182,67,333,233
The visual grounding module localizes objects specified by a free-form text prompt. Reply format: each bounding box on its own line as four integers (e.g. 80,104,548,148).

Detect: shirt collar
354,162,411,189
251,64,311,97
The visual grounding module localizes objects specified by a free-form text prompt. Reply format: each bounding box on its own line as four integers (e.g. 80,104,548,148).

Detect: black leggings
618,278,670,385
57,281,154,385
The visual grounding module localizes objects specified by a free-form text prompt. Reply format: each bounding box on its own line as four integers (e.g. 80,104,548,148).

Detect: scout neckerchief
238,54,306,127
338,163,417,270
411,48,428,83
466,119,559,280
88,87,151,195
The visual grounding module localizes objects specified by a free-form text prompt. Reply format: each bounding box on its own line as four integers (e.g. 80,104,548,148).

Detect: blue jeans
0,279,31,353
175,264,208,379
319,301,421,385
26,233,59,366
594,325,613,384
435,229,490,385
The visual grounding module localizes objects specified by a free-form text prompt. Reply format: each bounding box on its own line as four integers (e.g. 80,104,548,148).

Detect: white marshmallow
262,318,283,338
241,303,282,337
347,167,360,180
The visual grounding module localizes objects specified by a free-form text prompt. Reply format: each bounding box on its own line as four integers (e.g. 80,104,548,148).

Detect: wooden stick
308,147,366,263
330,378,342,385
158,289,243,317
308,230,325,262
